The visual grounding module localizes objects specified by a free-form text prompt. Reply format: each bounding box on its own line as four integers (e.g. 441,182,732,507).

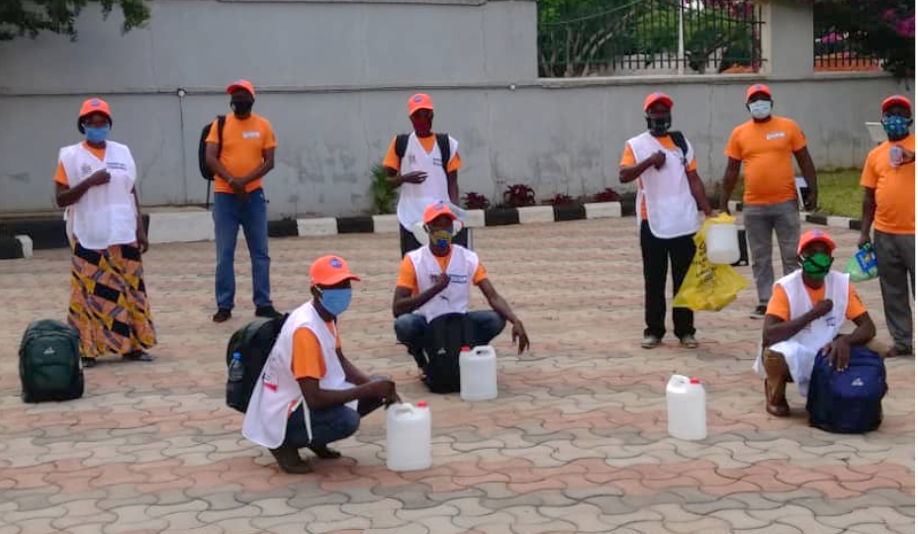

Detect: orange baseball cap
798,229,836,255
79,98,111,120
423,201,457,225
310,255,360,286
881,94,912,113
643,92,673,112
227,79,256,97
746,83,772,102
408,93,434,116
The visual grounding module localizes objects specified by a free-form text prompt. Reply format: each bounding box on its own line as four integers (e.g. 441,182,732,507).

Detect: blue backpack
806,345,886,433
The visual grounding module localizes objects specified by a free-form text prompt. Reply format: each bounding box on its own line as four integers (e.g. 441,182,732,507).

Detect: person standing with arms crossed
719,84,819,318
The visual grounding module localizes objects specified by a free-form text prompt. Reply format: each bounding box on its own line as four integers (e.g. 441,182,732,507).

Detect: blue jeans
283,398,384,448
213,190,271,310
394,311,507,364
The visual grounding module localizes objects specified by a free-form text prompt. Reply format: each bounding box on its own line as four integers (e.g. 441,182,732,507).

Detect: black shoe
750,305,767,319
255,306,282,319
213,308,232,323
81,357,97,368
123,350,155,362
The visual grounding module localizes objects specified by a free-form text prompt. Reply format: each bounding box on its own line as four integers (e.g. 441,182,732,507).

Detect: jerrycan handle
667,374,689,389
471,346,491,357
392,403,415,417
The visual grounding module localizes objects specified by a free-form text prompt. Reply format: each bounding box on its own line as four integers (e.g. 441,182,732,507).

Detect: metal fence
813,23,882,72
538,0,765,78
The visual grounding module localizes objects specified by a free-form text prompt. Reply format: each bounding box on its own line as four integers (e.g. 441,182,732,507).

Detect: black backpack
198,115,226,208
20,320,84,403
421,313,471,393
225,314,288,413
395,133,451,176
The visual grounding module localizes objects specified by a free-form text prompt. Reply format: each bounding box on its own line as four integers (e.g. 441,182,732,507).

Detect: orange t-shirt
396,249,487,293
725,117,807,206
290,323,342,380
766,281,867,322
860,134,915,235
620,135,698,220
54,142,106,186
205,113,277,194
382,134,462,174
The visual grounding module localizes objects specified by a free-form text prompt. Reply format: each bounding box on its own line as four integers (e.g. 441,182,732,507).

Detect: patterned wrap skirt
69,242,157,359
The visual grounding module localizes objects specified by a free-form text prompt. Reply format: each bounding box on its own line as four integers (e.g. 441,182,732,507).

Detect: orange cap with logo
408,93,434,116
227,79,256,97
310,255,361,286
643,92,673,112
881,94,912,113
79,98,112,120
423,201,457,225
746,83,772,102
798,229,836,255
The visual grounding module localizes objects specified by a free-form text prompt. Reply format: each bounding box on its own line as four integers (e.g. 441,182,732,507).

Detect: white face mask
749,100,773,119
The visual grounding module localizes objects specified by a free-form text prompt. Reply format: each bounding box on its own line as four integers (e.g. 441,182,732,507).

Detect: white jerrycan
666,375,707,440
386,402,432,471
459,345,498,401
705,221,740,265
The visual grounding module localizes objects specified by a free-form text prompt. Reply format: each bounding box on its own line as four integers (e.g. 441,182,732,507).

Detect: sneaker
750,305,767,319
641,335,662,349
256,306,282,319
212,308,232,323
887,345,914,358
269,446,312,474
123,350,155,362
679,335,699,349
81,357,97,368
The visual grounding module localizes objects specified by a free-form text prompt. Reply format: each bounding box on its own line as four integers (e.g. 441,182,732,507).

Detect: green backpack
19,320,84,403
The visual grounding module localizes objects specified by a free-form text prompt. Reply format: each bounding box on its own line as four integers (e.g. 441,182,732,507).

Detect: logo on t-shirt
242,131,261,139
766,132,786,140
80,164,93,177
107,162,127,171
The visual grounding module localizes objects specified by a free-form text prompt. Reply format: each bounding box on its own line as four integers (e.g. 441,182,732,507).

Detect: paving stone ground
0,217,913,534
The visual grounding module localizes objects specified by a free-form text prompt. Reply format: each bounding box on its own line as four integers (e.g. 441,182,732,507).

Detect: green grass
718,169,863,219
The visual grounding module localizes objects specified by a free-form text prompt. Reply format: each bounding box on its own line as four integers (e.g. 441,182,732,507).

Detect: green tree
0,0,150,40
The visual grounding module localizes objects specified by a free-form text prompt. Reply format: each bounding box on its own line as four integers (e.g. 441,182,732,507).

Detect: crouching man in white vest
392,202,530,373
243,255,399,473
754,230,878,417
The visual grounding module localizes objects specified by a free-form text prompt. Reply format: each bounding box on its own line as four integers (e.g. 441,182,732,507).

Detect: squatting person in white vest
754,230,878,417
383,93,470,256
619,92,712,350
243,255,399,474
392,202,530,374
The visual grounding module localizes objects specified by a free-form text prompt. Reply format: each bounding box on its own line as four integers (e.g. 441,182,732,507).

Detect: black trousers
399,225,470,257
640,221,696,339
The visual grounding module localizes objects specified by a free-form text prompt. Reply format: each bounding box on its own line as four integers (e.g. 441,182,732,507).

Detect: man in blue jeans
205,79,280,322
392,202,530,375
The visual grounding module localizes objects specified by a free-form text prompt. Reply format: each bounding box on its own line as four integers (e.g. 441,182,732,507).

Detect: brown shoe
269,446,312,474
886,344,914,358
764,379,791,417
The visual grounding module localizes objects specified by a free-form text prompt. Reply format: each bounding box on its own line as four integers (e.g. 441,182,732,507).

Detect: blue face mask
318,288,352,316
882,114,911,139
85,125,110,144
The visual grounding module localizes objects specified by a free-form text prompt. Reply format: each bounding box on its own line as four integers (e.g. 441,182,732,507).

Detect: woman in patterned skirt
54,98,157,367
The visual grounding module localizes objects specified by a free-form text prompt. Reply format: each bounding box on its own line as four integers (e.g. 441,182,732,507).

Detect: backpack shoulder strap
216,115,226,156
669,131,688,158
395,134,410,160
436,133,451,176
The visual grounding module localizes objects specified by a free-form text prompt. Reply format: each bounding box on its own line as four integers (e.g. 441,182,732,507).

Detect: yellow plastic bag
673,214,748,311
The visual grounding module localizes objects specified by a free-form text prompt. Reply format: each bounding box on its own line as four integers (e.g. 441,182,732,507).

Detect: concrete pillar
760,0,814,77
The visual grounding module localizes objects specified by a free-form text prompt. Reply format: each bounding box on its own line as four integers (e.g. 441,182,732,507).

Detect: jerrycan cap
460,346,471,352
690,377,701,385
417,401,428,408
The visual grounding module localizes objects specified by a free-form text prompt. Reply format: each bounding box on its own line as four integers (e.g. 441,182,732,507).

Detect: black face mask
231,100,253,115
647,115,672,136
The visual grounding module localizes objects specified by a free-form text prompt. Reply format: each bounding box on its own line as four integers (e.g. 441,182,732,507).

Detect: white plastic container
705,222,740,265
460,345,498,401
385,402,432,471
666,375,707,441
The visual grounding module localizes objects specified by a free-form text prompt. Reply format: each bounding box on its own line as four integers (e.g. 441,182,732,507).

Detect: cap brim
799,237,836,255
316,273,361,286
424,212,457,225
227,85,254,96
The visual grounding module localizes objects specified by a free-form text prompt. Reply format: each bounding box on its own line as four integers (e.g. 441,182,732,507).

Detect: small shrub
369,164,397,215
503,184,536,208
550,193,576,206
463,192,491,210
593,188,620,203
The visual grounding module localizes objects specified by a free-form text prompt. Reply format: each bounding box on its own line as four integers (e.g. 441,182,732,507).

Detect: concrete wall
0,0,912,218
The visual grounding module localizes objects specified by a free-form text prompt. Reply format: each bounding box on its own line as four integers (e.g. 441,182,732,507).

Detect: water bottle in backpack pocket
19,320,84,403
225,315,288,413
806,345,886,433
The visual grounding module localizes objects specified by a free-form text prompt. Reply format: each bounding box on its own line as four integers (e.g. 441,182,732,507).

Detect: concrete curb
0,200,865,253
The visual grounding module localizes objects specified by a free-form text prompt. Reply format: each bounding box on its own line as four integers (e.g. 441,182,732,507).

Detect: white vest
396,133,459,229
58,141,137,250
242,301,355,449
753,270,849,396
408,245,479,322
627,132,700,238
